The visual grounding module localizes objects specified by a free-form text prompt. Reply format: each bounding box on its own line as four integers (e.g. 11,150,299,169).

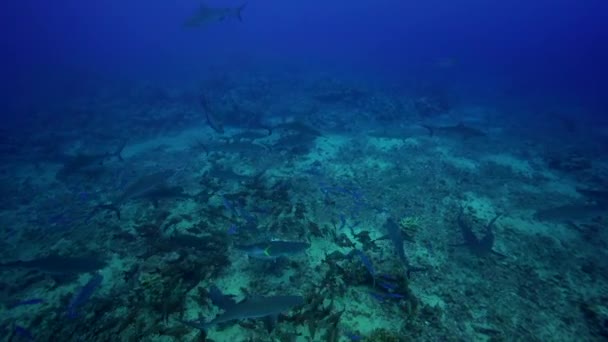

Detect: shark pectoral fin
421,124,434,136
237,3,247,22
406,266,427,279
263,246,271,257
175,318,209,332
491,250,507,258
263,314,278,332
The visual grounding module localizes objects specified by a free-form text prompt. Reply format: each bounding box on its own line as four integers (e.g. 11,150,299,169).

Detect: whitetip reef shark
177,286,303,332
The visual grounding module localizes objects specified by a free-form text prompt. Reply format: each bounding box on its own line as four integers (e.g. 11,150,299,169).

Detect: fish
208,166,267,183
227,223,238,235
8,298,45,309
534,204,607,222
0,255,107,274
55,140,126,177
383,218,425,277
576,188,608,204
224,130,271,142
200,93,224,134
368,291,405,302
421,122,485,139
367,128,410,141
384,218,409,266
353,249,375,287
67,273,103,319
177,286,303,331
204,141,269,155
92,170,175,219
378,281,398,291
13,325,34,341
134,185,194,208
272,121,322,137
184,2,247,27
452,208,505,257
235,240,310,260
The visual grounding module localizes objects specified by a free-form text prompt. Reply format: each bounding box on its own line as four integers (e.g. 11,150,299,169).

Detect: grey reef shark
184,2,247,27
421,122,486,140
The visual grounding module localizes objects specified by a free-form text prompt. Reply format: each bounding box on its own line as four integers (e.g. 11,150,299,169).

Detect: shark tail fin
421,125,434,136
91,203,121,220
406,266,427,279
113,139,127,161
209,285,236,309
236,3,247,22
175,318,210,333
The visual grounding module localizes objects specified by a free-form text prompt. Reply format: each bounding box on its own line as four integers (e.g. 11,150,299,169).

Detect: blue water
1,1,607,340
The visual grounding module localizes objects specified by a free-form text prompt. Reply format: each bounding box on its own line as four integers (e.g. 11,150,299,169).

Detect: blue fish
354,249,375,287
77,191,89,202
378,281,398,291
237,207,257,229
338,214,346,230
368,291,405,302
8,298,44,309
345,331,363,341
14,325,34,340
222,196,237,215
227,223,238,235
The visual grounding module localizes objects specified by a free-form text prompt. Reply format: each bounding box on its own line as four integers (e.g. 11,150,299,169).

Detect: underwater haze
1,1,608,341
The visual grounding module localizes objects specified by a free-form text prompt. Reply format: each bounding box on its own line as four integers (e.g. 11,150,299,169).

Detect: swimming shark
421,123,485,139
452,208,505,257
177,286,303,331
55,140,126,177
0,255,107,274
235,240,310,260
200,93,224,134
91,170,176,219
534,203,607,222
367,128,410,141
184,3,247,27
134,185,195,208
576,188,608,205
382,218,425,277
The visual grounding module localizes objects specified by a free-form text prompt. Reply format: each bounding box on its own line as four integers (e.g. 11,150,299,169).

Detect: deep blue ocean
1,1,607,341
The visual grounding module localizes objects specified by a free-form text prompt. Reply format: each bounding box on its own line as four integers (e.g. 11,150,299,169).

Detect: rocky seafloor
1,71,607,341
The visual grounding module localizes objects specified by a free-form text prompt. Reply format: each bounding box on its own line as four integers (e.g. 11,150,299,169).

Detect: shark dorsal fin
208,286,236,309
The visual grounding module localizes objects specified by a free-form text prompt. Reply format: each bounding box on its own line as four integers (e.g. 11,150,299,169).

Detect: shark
177,286,303,332
534,203,607,222
55,141,126,177
0,255,107,274
134,185,195,208
91,170,176,219
184,3,247,27
200,93,224,134
272,121,322,137
67,273,103,319
576,187,608,205
452,207,505,257
382,218,425,277
367,128,410,141
235,240,310,260
421,122,485,139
